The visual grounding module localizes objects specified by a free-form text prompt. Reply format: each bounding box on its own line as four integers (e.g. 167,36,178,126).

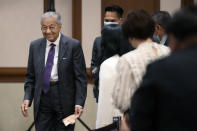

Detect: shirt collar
160,34,168,45
46,33,61,47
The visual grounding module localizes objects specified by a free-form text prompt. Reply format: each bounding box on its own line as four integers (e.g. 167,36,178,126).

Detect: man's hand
21,100,30,117
74,106,83,118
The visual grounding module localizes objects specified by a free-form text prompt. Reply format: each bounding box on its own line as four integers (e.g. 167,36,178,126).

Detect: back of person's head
152,11,171,30
167,5,197,42
122,9,155,40
101,24,122,61
105,5,124,18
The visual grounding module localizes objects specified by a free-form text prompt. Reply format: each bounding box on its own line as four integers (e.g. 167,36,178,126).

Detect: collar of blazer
58,34,69,62
37,34,69,73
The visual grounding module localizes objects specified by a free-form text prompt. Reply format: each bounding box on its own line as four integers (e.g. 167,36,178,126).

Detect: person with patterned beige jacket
112,9,170,131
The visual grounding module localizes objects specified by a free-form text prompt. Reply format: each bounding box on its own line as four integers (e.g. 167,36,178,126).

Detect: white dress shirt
160,34,168,45
45,33,61,81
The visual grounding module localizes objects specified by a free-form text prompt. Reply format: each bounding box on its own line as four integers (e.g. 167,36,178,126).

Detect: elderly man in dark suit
21,11,87,131
130,5,197,131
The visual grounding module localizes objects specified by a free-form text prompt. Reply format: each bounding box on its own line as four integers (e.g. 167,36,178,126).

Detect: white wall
0,0,43,67
56,0,72,37
82,0,101,67
160,0,181,14
0,0,72,67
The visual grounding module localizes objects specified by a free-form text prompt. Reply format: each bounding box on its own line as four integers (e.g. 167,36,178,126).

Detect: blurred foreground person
112,9,170,130
130,5,197,131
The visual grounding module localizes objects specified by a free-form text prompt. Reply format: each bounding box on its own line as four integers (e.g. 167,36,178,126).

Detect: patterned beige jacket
112,41,170,113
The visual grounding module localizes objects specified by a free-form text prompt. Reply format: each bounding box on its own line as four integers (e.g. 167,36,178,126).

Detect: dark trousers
35,83,74,131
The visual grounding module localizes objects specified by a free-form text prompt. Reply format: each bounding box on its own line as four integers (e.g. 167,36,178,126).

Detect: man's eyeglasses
41,25,57,31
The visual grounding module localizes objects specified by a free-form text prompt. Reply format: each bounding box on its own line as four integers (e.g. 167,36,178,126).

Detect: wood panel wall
181,0,194,8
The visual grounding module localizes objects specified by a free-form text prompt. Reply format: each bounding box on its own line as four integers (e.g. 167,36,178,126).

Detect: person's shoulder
146,54,172,73
31,38,44,43
100,56,119,72
121,49,140,63
118,52,134,68
93,36,101,44
122,49,137,58
30,38,45,46
156,43,170,52
95,36,101,41
61,34,82,49
61,34,80,44
102,55,120,66
144,58,166,79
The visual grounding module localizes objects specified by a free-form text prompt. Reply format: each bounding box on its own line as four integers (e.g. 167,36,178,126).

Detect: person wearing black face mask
90,5,133,102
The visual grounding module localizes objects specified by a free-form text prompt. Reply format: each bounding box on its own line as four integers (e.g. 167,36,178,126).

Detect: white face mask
104,21,119,26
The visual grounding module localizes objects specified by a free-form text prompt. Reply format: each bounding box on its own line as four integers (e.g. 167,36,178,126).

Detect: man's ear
155,24,160,30
157,24,165,39
58,24,62,28
154,24,160,35
58,24,62,31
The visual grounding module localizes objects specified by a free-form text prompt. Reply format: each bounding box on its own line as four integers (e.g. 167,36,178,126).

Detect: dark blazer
90,36,134,101
130,44,197,131
90,36,134,84
91,36,102,87
24,34,87,120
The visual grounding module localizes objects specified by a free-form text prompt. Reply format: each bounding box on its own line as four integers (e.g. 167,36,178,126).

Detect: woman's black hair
100,24,122,63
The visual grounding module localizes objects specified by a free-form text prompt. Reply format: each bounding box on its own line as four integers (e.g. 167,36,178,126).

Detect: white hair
41,12,62,25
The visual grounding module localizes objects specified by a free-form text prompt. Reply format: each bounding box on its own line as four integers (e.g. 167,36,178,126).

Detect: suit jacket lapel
38,39,46,73
58,34,68,63
58,35,68,79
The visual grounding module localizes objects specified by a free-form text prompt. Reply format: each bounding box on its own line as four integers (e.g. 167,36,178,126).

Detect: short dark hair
101,24,122,61
122,9,155,40
105,5,124,18
167,5,197,41
152,11,171,29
